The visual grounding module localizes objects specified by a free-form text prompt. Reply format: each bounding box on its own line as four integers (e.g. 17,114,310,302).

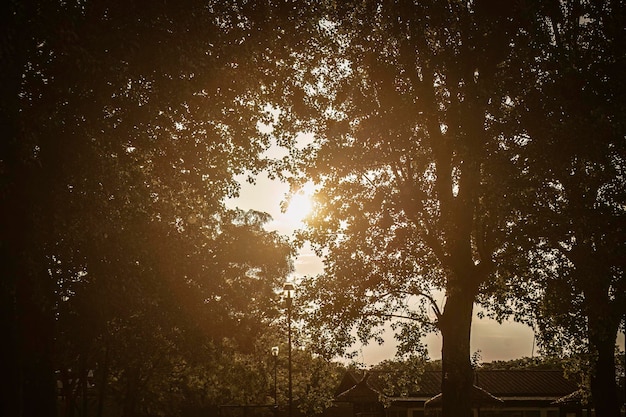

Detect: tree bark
587,305,621,417
122,366,141,417
439,282,477,417
1,4,59,412
17,267,58,417
97,344,110,417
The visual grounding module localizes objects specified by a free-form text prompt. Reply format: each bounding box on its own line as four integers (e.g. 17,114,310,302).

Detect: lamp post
271,346,279,414
283,282,295,417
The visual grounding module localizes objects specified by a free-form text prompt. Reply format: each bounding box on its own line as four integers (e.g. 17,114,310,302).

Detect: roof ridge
416,369,566,372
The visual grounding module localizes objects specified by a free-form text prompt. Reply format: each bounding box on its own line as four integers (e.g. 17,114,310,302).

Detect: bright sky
225,172,625,366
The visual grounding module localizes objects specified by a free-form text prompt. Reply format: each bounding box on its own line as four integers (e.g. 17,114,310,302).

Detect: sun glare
283,184,315,227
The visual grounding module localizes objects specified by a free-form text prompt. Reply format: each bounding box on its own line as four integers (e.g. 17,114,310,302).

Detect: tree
511,2,626,415
54,207,295,417
371,355,429,401
479,356,571,371
290,346,346,416
0,1,310,416
268,1,540,416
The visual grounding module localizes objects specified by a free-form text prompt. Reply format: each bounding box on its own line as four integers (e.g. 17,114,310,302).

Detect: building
330,369,583,417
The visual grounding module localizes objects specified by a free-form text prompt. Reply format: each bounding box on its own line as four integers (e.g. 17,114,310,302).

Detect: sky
226,173,625,366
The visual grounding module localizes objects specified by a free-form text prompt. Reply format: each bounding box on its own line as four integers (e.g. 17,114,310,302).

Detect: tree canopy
265,1,626,416
0,1,316,416
2,1,625,417
268,1,542,415
511,3,626,415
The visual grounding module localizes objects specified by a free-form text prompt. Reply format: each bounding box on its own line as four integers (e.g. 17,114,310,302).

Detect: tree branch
367,311,425,322
374,289,442,321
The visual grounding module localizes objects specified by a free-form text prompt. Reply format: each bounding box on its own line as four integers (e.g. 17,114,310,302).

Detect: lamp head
271,346,279,356
283,282,295,299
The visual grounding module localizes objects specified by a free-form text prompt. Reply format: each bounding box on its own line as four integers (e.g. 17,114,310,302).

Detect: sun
283,183,315,228
285,193,312,222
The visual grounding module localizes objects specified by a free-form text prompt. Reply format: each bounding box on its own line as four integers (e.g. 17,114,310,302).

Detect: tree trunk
439,283,476,417
122,366,141,417
0,274,21,417
17,268,58,417
97,344,110,417
587,307,620,417
79,355,89,417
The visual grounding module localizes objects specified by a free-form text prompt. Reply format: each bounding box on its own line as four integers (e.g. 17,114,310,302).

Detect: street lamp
283,282,295,417
271,346,279,412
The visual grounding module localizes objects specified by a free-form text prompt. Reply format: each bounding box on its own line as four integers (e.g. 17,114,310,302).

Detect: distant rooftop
336,369,579,400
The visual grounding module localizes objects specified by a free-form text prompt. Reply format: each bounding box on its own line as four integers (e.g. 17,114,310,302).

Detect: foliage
266,1,546,415
480,356,568,371
263,2,626,416
477,2,626,415
0,1,313,416
291,348,345,416
371,355,428,399
283,0,522,347
2,1,624,417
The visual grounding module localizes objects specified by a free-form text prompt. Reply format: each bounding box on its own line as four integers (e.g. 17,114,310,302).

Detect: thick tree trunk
587,309,620,417
97,344,110,417
4,170,58,417
439,284,476,417
0,272,21,417
122,366,141,417
0,6,28,415
17,269,58,417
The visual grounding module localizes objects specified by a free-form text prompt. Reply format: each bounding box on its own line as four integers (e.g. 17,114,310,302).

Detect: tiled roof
334,370,366,397
336,369,578,399
425,385,505,407
551,389,584,405
475,370,578,397
335,374,382,402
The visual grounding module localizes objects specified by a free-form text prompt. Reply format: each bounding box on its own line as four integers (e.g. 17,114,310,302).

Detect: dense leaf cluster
2,1,625,417
0,1,327,416
263,1,626,416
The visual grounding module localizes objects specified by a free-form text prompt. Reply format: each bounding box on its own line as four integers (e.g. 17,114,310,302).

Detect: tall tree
0,1,310,416
270,1,537,416
512,2,626,415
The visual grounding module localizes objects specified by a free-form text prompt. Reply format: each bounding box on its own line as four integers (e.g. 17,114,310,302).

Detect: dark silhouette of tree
0,1,310,416
508,2,626,416
262,2,626,415
268,1,541,416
